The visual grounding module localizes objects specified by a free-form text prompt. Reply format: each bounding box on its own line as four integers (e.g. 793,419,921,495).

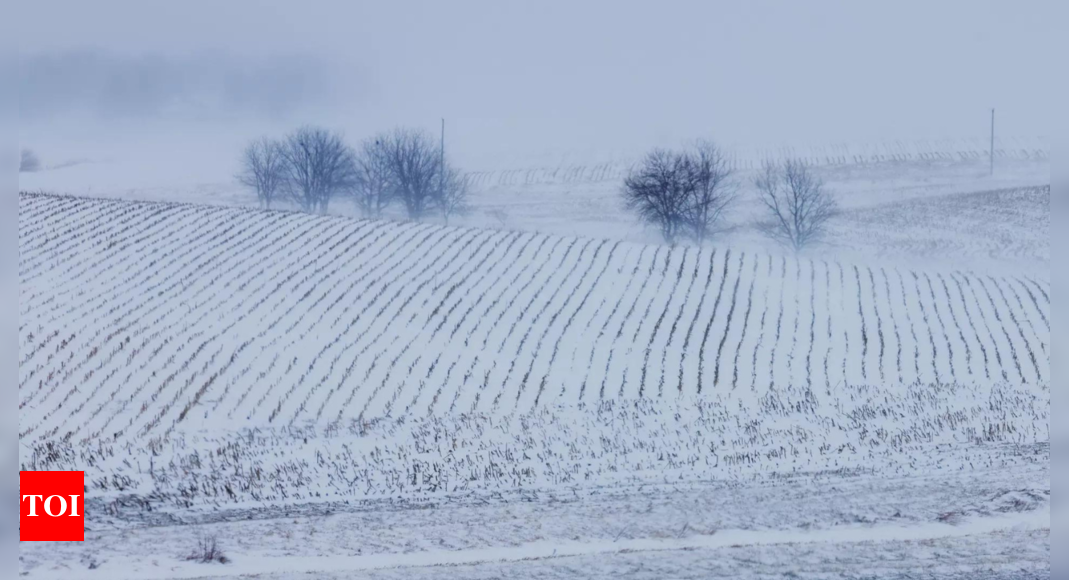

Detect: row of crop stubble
18,193,1049,445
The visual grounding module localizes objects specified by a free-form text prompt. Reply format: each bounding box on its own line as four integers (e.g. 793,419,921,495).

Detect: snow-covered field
20,460,1052,578
19,140,1051,273
17,151,1050,578
19,192,1048,440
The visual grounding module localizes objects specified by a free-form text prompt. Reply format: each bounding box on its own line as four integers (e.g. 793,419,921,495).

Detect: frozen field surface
20,153,1050,272
17,182,1049,579
19,192,1049,445
20,445,1049,578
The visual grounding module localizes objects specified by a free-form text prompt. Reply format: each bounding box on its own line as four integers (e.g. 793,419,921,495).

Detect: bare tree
20,149,41,172
350,136,394,218
622,143,739,245
381,128,441,221
236,137,287,209
433,164,471,226
621,149,693,245
683,141,737,244
280,126,356,214
754,159,837,251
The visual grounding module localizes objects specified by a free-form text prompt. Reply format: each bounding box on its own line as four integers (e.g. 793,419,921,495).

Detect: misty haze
18,1,1051,578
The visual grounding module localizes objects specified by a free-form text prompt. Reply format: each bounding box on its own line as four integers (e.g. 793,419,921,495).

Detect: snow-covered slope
465,136,1049,187
19,192,1048,449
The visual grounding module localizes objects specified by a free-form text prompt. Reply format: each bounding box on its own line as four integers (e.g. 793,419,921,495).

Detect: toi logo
20,471,85,541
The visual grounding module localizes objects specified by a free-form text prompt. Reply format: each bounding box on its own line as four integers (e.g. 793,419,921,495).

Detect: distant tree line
240,128,838,250
622,141,837,251
238,126,470,223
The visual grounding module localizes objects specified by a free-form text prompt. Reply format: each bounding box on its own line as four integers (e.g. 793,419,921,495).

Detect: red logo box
20,471,85,541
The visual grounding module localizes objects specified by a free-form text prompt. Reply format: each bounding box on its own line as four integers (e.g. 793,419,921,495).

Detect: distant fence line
465,137,1049,188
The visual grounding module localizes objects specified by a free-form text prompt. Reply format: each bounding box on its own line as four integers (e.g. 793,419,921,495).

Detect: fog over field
16,2,1054,579
19,1,1055,182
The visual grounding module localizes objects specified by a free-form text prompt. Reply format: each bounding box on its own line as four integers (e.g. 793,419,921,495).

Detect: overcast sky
18,0,1057,173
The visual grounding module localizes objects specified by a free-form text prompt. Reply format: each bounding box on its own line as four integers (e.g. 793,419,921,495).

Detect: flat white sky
18,0,1057,173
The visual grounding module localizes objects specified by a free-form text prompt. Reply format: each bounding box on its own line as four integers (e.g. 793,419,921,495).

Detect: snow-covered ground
19,141,1050,274
20,446,1049,578
17,144,1050,578
19,193,1048,447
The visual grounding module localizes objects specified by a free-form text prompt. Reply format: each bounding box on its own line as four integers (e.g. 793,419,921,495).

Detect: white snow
16,150,1050,578
23,501,1049,579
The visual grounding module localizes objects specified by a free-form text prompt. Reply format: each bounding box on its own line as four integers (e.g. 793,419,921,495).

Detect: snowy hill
20,192,1048,449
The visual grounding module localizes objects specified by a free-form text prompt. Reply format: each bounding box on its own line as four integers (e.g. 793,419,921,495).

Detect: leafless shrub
754,159,837,251
185,533,229,564
236,137,287,209
486,208,509,227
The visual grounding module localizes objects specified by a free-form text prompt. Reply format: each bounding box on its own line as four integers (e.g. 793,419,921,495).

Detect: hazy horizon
18,0,1056,176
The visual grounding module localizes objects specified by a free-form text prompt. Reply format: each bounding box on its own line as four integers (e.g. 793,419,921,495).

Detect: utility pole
440,118,445,194
989,108,995,176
